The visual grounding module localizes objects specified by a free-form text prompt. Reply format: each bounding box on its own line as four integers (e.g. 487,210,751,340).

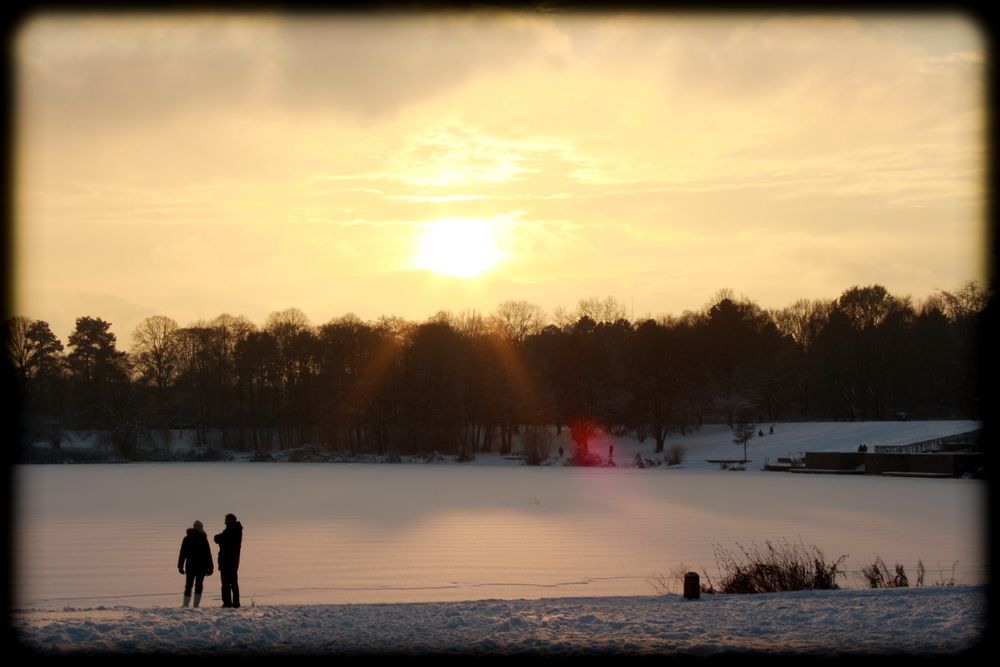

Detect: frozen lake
12,463,987,610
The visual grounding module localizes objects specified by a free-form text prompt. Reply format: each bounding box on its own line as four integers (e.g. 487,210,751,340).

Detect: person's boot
183,594,191,608
193,593,202,608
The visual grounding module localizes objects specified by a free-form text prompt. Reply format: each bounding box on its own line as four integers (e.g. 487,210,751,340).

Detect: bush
860,556,910,588
287,446,330,462
130,449,173,462
633,454,662,469
666,444,686,466
177,447,235,462
18,445,117,464
103,423,139,460
712,539,847,594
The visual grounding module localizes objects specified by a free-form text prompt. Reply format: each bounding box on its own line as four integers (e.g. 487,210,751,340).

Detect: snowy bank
21,420,983,471
11,585,987,656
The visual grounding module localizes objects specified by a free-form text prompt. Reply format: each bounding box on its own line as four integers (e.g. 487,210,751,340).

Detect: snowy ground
10,420,989,655
11,586,988,656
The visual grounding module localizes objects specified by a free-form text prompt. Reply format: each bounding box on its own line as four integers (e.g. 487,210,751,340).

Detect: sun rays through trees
6,282,988,459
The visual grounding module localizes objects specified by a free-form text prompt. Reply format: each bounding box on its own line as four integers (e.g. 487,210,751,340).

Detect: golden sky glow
12,11,988,341
413,218,507,278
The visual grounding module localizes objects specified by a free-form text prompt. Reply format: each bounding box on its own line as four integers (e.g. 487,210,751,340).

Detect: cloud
266,13,570,120
16,12,570,137
13,12,986,333
17,14,268,134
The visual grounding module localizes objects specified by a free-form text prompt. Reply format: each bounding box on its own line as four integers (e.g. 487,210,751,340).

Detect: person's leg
220,570,233,607
231,571,240,608
193,574,204,607
183,571,195,607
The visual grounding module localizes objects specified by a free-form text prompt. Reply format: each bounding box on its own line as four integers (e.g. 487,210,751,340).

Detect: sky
11,10,988,344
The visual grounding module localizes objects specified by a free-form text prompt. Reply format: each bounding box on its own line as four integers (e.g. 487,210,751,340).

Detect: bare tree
265,307,311,338
5,316,34,380
490,300,545,343
576,296,627,324
264,308,317,448
453,309,489,337
522,424,553,465
835,285,898,331
936,280,989,322
732,418,755,462
768,299,832,420
131,315,180,389
131,315,182,447
552,305,575,330
771,299,830,352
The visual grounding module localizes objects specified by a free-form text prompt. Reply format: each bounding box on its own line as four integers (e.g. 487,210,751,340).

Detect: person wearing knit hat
177,519,213,608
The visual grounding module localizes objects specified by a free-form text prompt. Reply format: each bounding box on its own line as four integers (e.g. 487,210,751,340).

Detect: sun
413,218,506,278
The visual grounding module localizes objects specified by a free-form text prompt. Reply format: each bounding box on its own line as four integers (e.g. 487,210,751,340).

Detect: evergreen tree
67,316,128,428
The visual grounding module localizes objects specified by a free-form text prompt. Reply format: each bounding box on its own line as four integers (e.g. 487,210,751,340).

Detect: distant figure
769,425,774,435
609,445,614,460
558,446,564,458
758,430,764,438
214,513,243,608
858,444,868,453
177,520,213,608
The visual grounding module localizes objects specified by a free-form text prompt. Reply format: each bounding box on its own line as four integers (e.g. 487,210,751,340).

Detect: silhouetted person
214,513,243,608
608,445,614,460
558,446,564,458
178,520,213,608
769,425,774,435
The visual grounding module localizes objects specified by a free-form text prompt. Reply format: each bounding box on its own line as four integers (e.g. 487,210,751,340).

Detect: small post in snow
683,572,701,600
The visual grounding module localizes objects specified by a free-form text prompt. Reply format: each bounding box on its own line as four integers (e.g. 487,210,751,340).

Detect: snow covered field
10,421,989,655
12,586,987,656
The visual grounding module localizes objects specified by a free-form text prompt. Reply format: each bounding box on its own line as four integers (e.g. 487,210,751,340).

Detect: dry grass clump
712,539,847,594
858,557,957,588
860,556,910,588
652,545,958,596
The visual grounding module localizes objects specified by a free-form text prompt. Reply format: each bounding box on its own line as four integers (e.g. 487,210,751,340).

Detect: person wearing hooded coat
214,513,243,608
177,520,213,608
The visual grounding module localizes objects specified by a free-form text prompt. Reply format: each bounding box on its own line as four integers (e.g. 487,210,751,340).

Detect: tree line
6,282,987,461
